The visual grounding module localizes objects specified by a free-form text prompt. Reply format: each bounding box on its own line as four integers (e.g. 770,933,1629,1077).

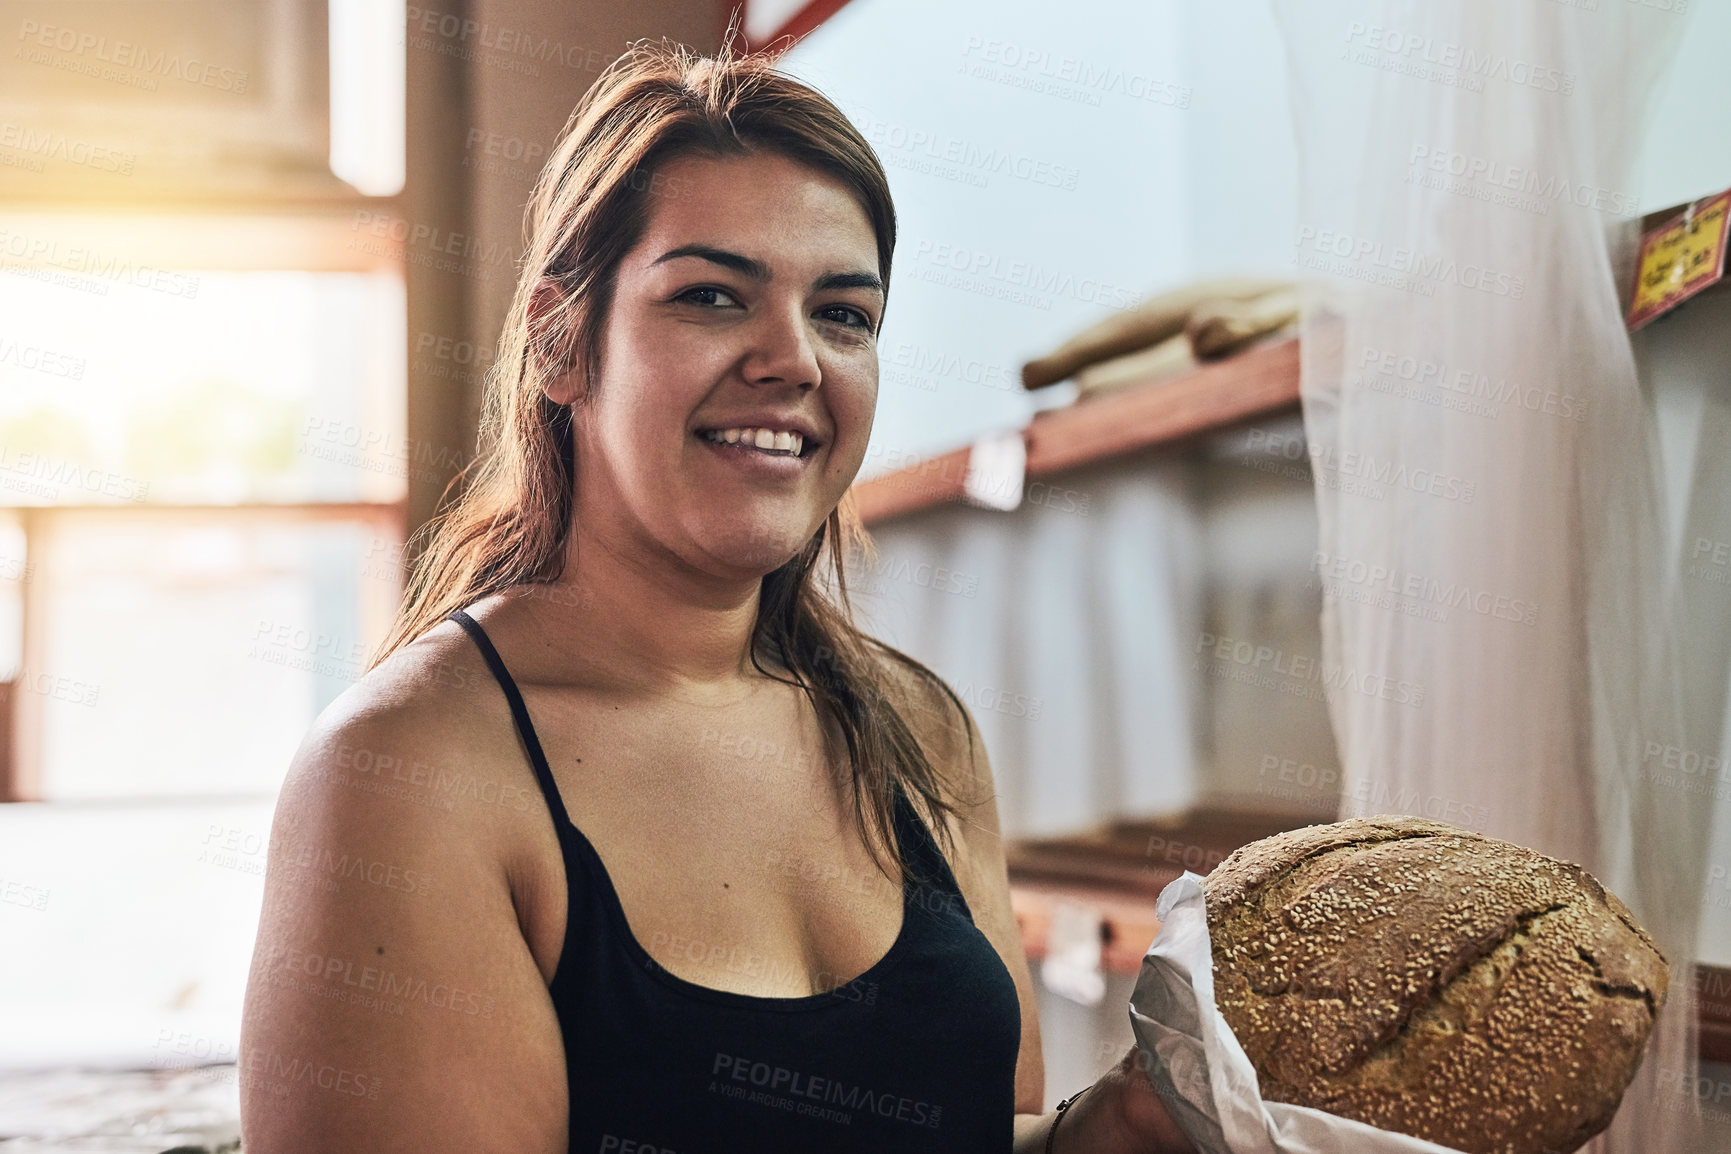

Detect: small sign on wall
1628,188,1730,330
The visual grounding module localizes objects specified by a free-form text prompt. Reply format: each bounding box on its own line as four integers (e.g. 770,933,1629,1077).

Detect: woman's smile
694,427,815,479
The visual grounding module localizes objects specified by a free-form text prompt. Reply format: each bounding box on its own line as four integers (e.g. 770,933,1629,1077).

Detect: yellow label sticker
1629,190,1730,330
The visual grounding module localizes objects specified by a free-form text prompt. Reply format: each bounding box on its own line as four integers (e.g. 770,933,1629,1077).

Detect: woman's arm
239,677,568,1153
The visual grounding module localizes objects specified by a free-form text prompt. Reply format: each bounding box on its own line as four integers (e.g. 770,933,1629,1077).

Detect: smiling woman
237,33,1190,1154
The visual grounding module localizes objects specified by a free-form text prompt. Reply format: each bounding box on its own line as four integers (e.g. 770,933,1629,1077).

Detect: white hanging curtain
1270,2,1707,1151
854,453,1206,838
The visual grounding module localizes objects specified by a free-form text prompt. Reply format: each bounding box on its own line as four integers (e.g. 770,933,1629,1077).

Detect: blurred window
0,0,408,799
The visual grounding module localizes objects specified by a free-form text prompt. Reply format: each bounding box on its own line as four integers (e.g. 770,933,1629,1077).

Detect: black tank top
447,608,1023,1152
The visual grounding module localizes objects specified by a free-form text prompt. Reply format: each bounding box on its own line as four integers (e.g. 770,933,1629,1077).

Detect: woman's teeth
701,427,804,456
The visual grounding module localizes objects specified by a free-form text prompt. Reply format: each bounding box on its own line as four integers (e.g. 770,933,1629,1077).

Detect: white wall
1635,0,1731,213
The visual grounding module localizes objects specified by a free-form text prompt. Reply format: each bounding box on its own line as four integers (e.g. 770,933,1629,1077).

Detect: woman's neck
521,524,775,697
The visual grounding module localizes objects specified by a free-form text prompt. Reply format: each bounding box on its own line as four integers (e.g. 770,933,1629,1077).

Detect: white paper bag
1127,872,1467,1154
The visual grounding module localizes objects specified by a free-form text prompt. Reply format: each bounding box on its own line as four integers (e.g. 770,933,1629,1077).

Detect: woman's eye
818,304,874,332
678,286,739,308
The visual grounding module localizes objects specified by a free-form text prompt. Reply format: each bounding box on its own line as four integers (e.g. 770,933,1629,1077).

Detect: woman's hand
1049,1044,1198,1154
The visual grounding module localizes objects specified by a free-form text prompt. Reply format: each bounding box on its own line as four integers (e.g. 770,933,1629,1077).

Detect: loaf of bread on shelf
1020,276,1286,389
1203,815,1668,1154
1184,285,1299,359
1074,332,1196,398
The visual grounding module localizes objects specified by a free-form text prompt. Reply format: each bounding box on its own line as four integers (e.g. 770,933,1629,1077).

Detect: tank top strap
446,607,575,833
887,776,970,918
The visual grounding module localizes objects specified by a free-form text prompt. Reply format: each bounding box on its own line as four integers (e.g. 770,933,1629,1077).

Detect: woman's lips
694,430,814,477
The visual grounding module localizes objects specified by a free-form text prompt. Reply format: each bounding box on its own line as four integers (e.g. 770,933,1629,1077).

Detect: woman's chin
699,532,806,577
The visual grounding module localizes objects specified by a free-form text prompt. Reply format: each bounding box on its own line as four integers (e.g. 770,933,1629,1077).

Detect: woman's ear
528,277,584,406
544,363,584,407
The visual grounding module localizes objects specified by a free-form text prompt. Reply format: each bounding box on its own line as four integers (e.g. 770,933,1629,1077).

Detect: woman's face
567,148,883,582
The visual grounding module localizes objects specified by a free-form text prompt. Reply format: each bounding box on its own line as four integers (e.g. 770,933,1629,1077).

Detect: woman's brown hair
366,33,981,884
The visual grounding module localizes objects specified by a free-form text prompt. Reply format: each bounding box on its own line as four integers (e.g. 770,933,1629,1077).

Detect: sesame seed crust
1203,816,1668,1154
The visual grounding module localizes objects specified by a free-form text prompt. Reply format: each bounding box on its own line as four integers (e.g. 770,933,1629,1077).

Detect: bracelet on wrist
1046,1083,1091,1154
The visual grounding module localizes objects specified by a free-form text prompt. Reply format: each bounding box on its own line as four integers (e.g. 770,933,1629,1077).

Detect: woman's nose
741,304,821,391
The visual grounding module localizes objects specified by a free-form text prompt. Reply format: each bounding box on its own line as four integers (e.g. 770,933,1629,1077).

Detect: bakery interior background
1,0,1729,1149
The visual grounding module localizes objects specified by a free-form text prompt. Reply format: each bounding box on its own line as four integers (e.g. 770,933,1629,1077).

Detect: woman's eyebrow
816,270,884,297
651,244,882,296
652,244,769,281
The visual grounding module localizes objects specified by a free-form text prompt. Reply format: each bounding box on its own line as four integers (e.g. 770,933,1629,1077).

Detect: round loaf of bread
1203,815,1668,1154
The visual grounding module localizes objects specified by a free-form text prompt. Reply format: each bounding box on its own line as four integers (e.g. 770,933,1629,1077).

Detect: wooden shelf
1007,806,1308,974
852,336,1301,526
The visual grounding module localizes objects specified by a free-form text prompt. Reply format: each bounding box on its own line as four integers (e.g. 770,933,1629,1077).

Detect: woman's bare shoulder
242,617,568,1152
272,615,547,884
328,616,502,734
309,616,514,764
